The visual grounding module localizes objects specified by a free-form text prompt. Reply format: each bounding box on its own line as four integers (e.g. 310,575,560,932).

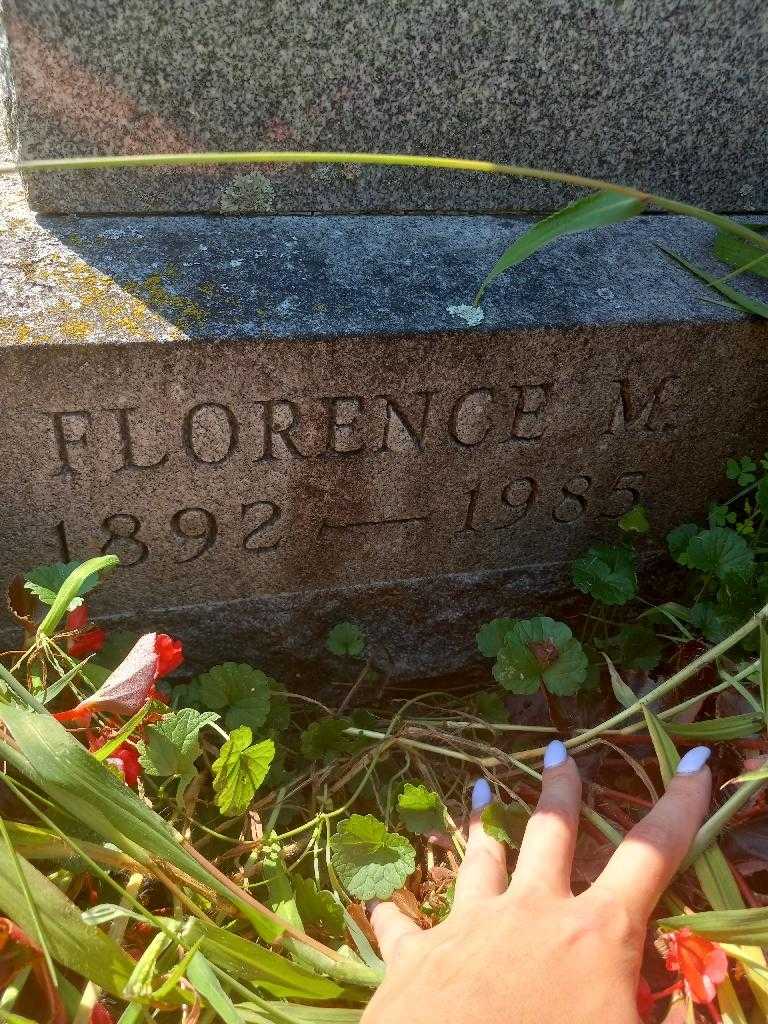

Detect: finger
510,741,581,898
452,778,508,911
368,899,422,963
592,745,712,919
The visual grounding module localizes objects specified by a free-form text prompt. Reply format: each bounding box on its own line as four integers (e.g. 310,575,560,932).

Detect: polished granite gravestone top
2,0,767,214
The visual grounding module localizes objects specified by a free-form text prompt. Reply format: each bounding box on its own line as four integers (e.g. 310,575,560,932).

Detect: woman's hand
362,741,712,1024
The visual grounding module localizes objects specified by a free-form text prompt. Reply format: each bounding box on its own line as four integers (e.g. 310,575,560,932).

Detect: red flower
66,604,107,658
665,928,728,1005
54,633,183,725
70,626,107,658
88,732,142,787
154,633,183,678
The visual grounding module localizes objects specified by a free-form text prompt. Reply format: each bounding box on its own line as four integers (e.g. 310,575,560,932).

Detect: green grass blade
663,714,763,741
760,617,768,726
0,840,136,996
37,556,119,637
475,190,645,302
660,246,768,319
658,906,768,944
713,224,768,280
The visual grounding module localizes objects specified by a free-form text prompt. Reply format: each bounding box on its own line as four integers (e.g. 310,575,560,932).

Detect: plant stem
3,150,768,254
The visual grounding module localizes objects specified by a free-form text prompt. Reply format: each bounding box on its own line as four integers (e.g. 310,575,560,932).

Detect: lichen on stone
219,171,276,213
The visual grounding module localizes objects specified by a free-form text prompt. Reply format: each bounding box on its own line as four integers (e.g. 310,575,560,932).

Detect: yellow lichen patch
61,318,92,339
6,254,212,344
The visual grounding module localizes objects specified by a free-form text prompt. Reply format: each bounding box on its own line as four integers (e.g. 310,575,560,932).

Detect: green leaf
212,727,275,818
661,245,768,320
0,838,136,997
690,600,744,643
481,802,529,847
397,783,447,835
664,714,763,741
293,878,345,940
181,918,346,1001
0,706,285,944
138,708,219,779
473,690,509,723
658,906,768,945
713,224,768,280
686,528,755,581
761,616,768,725
571,545,637,605
476,618,518,658
493,616,588,696
36,556,119,636
186,952,245,1024
476,190,646,302
667,523,700,566
300,718,358,761
603,654,637,709
618,504,650,534
326,622,365,657
595,624,663,670
23,560,103,610
196,663,271,732
330,815,416,900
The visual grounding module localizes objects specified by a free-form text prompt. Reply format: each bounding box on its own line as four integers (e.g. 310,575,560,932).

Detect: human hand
362,741,712,1024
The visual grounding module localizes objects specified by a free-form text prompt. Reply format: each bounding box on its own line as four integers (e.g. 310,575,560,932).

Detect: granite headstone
1,0,767,214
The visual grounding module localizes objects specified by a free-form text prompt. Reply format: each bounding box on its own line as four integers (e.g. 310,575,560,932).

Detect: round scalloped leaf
326,622,365,657
493,616,588,696
685,527,755,582
667,523,700,566
476,618,519,658
196,662,271,732
571,545,637,605
396,783,447,836
330,814,416,901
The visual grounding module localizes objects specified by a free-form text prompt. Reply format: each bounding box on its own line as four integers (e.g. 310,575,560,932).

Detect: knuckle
586,887,637,941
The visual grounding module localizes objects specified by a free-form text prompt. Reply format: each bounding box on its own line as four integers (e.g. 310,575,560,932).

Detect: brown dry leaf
7,575,36,631
392,887,430,928
429,864,456,890
346,901,378,948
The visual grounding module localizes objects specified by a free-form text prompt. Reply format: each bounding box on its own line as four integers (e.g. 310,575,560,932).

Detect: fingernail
676,746,712,775
543,739,568,769
471,778,493,811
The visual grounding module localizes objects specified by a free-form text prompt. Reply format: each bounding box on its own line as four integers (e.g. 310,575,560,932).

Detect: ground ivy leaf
212,726,275,817
476,618,518,658
196,662,271,732
138,708,219,778
326,622,365,657
24,560,102,609
293,877,344,940
330,814,416,901
571,545,637,605
397,783,447,835
667,523,700,566
595,624,663,670
493,616,588,696
618,504,650,534
685,527,755,581
481,803,529,847
473,690,509,723
300,717,357,761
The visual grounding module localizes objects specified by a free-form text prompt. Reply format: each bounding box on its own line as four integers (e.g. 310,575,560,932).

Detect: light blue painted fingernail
676,746,711,775
471,778,493,811
543,739,568,769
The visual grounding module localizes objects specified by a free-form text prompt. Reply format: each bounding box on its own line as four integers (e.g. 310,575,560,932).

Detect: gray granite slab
0,210,767,680
2,0,767,214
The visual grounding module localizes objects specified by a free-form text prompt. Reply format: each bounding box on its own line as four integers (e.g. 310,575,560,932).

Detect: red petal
66,604,89,631
154,634,183,678
70,627,107,659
